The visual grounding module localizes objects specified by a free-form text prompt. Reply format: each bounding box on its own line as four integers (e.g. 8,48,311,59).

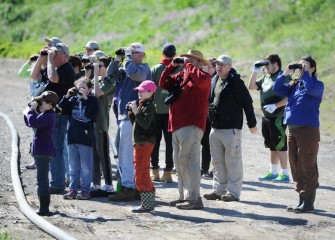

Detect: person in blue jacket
60,77,99,200
273,56,324,213
24,91,59,216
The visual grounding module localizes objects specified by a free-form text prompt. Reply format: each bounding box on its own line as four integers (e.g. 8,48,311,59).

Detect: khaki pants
172,126,203,200
210,128,243,199
288,126,320,197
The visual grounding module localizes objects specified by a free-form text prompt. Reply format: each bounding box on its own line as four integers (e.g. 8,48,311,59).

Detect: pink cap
133,80,157,92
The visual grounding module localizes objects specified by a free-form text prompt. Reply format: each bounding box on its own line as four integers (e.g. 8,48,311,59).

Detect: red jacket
159,62,211,132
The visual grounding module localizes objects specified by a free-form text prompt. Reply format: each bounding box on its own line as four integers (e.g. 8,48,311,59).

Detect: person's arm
84,96,99,122
93,63,104,97
184,62,211,89
30,55,46,80
159,64,179,90
302,72,324,98
134,104,155,130
273,66,293,97
47,51,59,83
240,83,257,130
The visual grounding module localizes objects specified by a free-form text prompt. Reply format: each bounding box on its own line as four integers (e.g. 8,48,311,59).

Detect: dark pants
93,130,112,185
35,156,51,196
201,118,212,173
288,126,320,197
151,114,173,171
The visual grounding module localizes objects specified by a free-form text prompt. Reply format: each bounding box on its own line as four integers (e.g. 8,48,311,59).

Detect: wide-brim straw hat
180,49,210,66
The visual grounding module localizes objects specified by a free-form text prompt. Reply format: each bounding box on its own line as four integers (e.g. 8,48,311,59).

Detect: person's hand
66,87,77,98
125,47,132,57
263,104,277,113
172,57,184,67
252,62,262,73
130,101,138,115
249,126,258,134
115,48,125,62
30,101,38,110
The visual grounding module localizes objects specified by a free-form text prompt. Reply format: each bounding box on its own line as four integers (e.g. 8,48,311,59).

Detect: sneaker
76,190,91,200
90,185,101,192
203,192,221,200
221,193,239,202
63,189,77,200
272,173,290,183
171,168,177,174
25,162,36,170
175,198,204,210
258,172,278,181
202,171,214,180
101,184,114,192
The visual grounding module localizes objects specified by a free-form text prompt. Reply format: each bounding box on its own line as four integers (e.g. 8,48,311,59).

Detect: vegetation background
0,0,334,136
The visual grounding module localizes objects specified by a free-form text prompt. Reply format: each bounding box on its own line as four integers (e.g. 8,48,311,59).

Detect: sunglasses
54,43,66,54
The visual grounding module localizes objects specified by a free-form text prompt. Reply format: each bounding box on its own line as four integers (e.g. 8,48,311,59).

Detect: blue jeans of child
35,156,51,196
50,114,69,190
68,144,93,192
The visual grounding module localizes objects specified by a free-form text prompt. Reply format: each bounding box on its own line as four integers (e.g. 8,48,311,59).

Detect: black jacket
211,68,257,129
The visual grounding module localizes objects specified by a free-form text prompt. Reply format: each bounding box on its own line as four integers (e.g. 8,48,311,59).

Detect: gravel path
1,58,334,240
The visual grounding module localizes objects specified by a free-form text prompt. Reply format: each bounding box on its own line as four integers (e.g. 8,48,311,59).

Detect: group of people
20,37,324,216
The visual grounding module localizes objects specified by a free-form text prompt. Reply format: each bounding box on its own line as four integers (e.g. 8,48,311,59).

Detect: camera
173,57,184,64
288,63,303,70
115,47,126,56
28,100,42,110
125,101,135,112
40,49,48,56
254,60,269,68
84,63,104,70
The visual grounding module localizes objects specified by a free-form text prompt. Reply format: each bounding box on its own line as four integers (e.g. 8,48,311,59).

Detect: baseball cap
34,91,59,106
84,41,100,50
45,37,62,45
50,43,70,55
214,55,232,65
162,43,176,56
129,42,145,53
133,80,157,92
91,50,106,58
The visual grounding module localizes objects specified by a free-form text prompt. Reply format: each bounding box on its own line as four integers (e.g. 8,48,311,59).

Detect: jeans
201,118,212,173
68,144,93,191
50,114,69,190
118,120,135,189
151,113,173,171
35,156,51,196
173,125,203,200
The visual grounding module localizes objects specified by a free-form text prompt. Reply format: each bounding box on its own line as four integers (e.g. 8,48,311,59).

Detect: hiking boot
171,168,177,174
159,171,173,183
175,198,204,210
169,199,187,207
272,173,290,183
258,172,278,181
203,192,221,200
63,189,78,200
151,169,160,181
221,193,239,202
76,190,91,200
202,171,213,180
108,187,135,202
101,184,114,193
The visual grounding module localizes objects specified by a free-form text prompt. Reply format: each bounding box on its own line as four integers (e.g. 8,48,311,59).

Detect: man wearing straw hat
159,49,211,210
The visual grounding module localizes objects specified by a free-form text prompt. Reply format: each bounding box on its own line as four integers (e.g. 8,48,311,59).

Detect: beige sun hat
180,49,210,66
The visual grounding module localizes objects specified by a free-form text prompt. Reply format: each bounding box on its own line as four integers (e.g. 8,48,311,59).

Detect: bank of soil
0,58,335,239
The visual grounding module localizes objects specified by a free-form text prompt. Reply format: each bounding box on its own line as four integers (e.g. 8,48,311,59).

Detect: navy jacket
24,109,56,157
59,95,99,146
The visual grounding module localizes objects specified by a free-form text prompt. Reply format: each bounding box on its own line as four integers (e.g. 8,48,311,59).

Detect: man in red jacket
159,49,211,210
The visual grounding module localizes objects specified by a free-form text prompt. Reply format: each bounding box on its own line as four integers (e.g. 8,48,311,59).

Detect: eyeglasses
54,43,66,54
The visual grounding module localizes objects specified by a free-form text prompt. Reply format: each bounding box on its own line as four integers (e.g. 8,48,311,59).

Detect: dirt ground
1,58,335,240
